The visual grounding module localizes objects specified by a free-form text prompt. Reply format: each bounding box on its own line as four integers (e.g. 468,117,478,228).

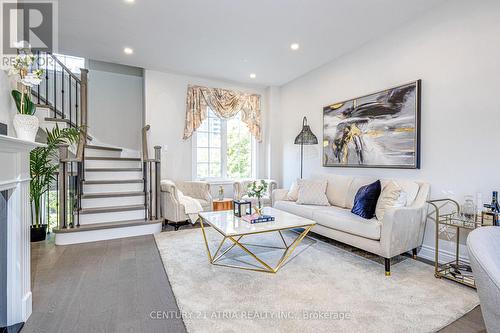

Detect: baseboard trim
21,291,32,322
54,222,162,245
418,244,469,265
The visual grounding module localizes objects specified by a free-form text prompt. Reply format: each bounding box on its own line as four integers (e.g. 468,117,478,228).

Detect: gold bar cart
427,199,478,289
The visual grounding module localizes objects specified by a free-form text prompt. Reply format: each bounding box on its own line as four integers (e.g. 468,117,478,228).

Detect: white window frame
192,114,257,181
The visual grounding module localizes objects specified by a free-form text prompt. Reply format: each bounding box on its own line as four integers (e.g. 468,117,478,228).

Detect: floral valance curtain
183,85,262,141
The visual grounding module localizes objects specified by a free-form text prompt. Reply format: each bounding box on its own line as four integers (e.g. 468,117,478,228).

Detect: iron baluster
45,53,49,105
61,69,65,119
75,82,79,126
149,162,153,220
37,51,41,104
69,76,72,128
154,146,161,219
143,161,147,220
53,57,57,117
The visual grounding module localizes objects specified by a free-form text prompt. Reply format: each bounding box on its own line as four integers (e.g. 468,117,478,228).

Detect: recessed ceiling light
124,0,135,3
249,73,256,79
124,47,134,55
290,43,300,51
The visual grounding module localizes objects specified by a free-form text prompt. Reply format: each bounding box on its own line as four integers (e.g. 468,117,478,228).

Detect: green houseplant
30,125,80,242
247,180,268,216
8,49,44,141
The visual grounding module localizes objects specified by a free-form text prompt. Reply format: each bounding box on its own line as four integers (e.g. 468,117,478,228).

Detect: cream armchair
161,179,212,230
233,179,277,207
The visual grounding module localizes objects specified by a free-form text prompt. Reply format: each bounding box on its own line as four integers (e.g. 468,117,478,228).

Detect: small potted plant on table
247,180,268,216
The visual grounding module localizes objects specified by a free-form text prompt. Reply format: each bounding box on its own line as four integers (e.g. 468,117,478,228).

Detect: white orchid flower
21,73,42,87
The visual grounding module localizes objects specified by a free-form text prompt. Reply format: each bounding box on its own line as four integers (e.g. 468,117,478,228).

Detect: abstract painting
323,80,420,169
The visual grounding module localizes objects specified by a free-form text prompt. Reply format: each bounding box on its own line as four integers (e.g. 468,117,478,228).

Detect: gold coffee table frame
199,217,315,274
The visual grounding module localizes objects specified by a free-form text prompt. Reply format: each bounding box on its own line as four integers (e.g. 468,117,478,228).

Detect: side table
427,199,478,289
213,198,233,211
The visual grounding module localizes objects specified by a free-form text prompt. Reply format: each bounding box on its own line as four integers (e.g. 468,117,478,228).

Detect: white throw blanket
177,190,203,223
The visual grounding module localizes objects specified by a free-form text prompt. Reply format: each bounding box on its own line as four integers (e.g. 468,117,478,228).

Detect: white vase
13,114,39,142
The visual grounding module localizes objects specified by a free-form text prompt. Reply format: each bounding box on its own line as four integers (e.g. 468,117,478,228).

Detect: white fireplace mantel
0,134,44,327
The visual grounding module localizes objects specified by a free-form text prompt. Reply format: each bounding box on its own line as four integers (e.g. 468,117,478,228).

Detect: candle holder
233,200,252,217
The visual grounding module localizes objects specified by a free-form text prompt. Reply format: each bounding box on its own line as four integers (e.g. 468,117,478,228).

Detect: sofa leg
174,223,180,231
385,258,391,276
412,248,418,259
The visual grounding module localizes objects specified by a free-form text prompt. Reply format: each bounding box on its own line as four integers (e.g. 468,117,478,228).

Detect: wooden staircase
32,53,162,245
53,143,162,245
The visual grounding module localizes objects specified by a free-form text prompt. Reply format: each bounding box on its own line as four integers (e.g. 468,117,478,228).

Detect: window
53,54,86,74
194,109,255,180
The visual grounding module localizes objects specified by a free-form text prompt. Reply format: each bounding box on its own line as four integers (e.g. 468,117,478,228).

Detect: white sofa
161,180,212,230
272,174,430,275
233,179,277,207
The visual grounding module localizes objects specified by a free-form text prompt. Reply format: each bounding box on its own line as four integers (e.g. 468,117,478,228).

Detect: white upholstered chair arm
379,206,426,258
235,179,278,200
267,180,278,197
161,180,180,201
272,189,289,206
160,179,184,222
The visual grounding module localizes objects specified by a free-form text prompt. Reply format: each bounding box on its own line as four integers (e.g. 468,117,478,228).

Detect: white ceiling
58,0,445,86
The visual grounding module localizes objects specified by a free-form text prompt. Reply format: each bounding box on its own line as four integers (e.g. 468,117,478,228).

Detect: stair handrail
48,53,82,83
34,52,85,129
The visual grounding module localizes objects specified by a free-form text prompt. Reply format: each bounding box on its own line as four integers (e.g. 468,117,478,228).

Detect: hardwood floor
22,234,187,333
21,223,486,332
438,306,486,333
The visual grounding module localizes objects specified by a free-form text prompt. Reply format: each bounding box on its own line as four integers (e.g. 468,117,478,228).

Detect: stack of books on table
242,214,275,224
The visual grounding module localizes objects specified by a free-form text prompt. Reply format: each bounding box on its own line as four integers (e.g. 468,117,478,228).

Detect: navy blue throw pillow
351,180,381,219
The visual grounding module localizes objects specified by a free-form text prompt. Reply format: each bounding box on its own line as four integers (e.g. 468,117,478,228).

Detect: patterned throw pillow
287,180,301,201
351,180,381,219
296,180,330,206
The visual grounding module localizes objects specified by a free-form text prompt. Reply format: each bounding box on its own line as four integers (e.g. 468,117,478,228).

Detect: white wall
0,71,17,136
88,61,144,150
276,0,500,261
144,70,268,192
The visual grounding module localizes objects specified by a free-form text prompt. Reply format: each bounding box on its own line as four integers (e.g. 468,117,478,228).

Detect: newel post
154,146,162,219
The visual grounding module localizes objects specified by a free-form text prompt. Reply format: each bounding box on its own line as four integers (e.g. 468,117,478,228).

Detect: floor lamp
294,117,318,179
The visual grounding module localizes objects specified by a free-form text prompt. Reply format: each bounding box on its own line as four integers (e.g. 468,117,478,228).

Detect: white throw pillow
396,180,419,206
287,180,301,201
324,174,354,208
375,181,406,220
296,180,330,206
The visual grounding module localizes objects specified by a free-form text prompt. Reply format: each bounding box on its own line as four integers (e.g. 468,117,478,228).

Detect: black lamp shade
294,117,318,145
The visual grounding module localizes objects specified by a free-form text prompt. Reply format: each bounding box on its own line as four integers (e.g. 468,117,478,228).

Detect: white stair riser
85,171,143,181
85,159,141,169
54,223,162,245
39,121,69,132
79,209,145,225
81,195,144,209
83,183,143,193
85,149,122,158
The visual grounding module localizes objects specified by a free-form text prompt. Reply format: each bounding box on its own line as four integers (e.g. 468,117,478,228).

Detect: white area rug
155,228,479,333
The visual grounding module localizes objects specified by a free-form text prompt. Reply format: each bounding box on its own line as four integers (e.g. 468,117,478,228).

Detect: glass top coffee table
198,207,316,273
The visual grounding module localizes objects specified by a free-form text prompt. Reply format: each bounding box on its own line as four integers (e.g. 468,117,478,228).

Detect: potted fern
8,49,44,141
30,125,80,242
